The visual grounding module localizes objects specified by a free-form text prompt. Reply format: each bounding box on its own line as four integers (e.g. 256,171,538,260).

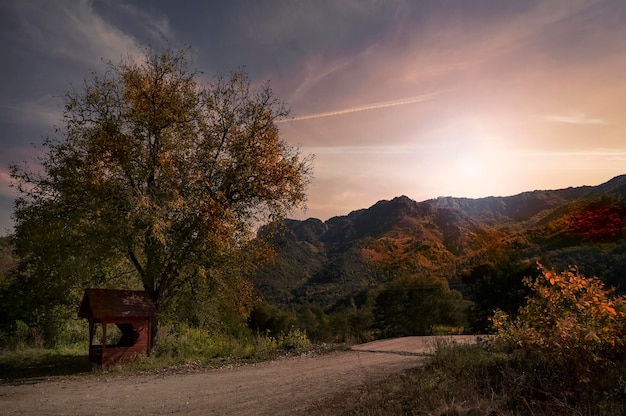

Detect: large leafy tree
10,47,312,342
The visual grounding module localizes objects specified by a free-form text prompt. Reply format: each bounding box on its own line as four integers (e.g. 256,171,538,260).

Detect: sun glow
460,157,481,177
425,116,515,198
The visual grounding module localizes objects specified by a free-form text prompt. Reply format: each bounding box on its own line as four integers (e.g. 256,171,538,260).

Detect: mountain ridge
254,175,626,309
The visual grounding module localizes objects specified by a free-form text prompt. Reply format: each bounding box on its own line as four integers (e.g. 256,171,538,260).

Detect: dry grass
308,341,626,416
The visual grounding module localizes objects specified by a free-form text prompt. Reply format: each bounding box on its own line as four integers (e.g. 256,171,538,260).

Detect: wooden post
89,321,94,346
102,321,107,358
147,317,152,356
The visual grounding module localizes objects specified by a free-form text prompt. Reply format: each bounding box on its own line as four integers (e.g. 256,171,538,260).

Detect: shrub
155,324,224,361
279,328,310,350
154,323,311,364
492,262,626,408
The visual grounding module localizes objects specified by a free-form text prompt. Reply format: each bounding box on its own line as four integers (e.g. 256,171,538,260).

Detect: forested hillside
3,176,626,343
253,175,626,329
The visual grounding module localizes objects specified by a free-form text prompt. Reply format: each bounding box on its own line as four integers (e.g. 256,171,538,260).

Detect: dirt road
0,336,478,415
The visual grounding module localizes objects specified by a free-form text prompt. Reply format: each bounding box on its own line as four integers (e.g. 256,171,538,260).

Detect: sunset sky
1,0,626,235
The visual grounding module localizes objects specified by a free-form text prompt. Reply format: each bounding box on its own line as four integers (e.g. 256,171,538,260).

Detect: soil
0,335,479,415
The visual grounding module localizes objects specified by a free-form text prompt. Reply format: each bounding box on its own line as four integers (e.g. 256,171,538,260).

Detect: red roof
78,289,157,320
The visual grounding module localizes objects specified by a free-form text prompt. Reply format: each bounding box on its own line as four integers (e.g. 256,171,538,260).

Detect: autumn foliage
493,263,626,383
9,47,313,345
566,200,626,241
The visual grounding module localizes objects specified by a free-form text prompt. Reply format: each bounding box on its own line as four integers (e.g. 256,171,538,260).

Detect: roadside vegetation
0,321,315,381
310,264,626,416
3,262,624,416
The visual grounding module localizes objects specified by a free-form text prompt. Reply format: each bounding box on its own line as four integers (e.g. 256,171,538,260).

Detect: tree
462,251,537,332
10,47,312,344
373,275,465,337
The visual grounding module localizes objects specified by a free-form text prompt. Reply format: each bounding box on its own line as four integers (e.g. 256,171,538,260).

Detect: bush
492,262,626,410
154,323,311,366
0,320,46,349
155,324,237,361
279,328,310,350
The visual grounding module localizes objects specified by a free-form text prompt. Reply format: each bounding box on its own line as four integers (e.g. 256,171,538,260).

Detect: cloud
0,170,11,190
112,1,172,43
287,51,368,105
520,149,626,158
8,95,65,129
304,146,417,155
544,114,607,125
281,91,446,122
277,0,623,109
0,168,20,201
240,0,401,52
0,1,179,146
9,0,167,68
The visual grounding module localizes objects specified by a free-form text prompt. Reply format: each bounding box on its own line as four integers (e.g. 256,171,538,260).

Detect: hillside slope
253,176,626,309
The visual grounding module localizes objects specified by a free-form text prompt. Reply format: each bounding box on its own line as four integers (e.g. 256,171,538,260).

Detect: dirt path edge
0,335,480,415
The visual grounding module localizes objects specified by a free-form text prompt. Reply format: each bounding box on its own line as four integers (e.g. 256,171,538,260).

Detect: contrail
278,91,446,123
544,114,607,125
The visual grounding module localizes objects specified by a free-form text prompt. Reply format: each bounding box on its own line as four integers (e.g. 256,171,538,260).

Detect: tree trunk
146,283,160,350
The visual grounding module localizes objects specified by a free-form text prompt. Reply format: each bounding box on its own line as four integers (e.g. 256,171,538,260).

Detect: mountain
253,175,626,309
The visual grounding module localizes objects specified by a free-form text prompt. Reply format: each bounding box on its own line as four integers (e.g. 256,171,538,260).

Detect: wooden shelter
78,289,157,368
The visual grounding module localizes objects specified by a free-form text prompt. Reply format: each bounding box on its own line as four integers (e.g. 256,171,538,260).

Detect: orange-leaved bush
492,262,626,382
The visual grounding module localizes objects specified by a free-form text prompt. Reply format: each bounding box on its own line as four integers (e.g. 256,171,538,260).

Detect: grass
0,326,329,383
308,341,505,416
0,344,92,382
307,340,626,416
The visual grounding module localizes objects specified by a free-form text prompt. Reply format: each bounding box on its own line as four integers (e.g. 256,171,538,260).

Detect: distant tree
10,47,312,345
462,251,537,332
373,275,465,337
248,302,294,336
329,299,375,343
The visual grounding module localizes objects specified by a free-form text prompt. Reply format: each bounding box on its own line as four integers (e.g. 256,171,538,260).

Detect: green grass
0,326,325,382
0,344,92,381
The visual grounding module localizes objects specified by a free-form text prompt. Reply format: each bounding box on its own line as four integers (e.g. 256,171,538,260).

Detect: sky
1,0,626,236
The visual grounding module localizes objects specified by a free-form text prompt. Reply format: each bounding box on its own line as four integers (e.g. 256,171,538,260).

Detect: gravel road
0,335,479,415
